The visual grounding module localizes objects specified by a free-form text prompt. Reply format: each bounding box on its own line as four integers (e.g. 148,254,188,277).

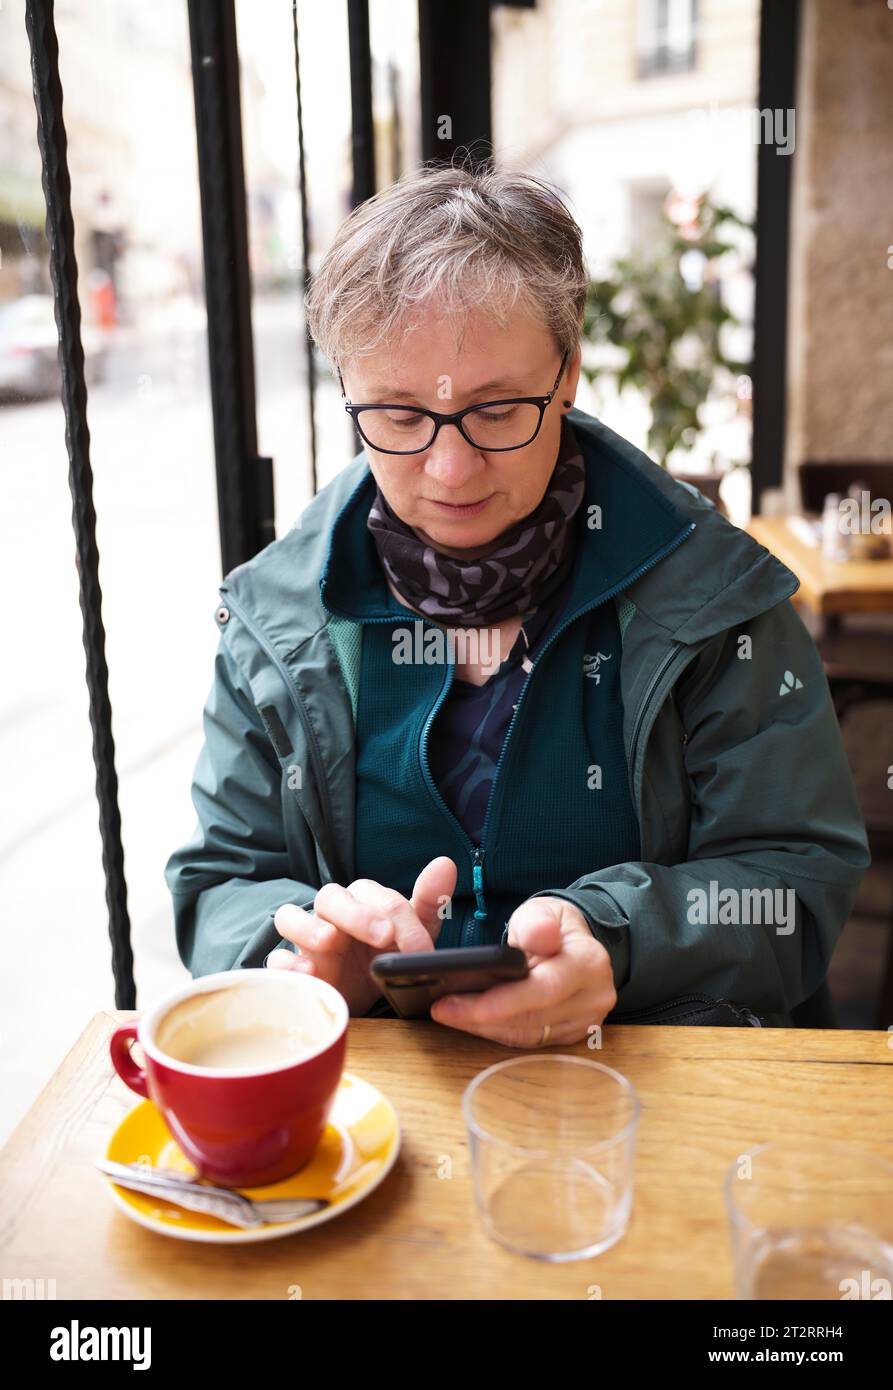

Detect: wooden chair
835,700,893,1029
795,465,893,1025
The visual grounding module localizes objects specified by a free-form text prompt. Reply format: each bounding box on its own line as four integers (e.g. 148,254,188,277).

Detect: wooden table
747,516,893,618
1,1014,891,1300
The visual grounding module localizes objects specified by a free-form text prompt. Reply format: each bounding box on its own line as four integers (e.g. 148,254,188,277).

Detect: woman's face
340,306,581,557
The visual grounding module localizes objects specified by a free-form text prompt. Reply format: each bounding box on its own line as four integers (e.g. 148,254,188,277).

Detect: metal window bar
291,0,318,495
418,0,493,169
343,0,377,456
348,0,376,208
187,0,273,578
24,0,135,1008
751,0,800,513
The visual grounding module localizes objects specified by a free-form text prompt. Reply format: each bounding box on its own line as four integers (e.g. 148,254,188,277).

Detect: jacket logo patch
583,651,612,683
779,670,804,696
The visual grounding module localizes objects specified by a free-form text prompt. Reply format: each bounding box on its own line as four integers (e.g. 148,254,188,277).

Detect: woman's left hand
429,897,617,1047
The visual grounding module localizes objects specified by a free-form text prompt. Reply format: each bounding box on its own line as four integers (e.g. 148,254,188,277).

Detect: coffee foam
155,979,340,1071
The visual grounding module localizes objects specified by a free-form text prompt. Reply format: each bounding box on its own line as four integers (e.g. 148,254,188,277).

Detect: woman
164,165,869,1045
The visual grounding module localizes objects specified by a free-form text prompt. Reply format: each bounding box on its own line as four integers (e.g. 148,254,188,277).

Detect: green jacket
164,407,870,1025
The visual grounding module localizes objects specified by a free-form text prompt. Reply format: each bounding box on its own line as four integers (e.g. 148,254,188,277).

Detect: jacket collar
572,410,800,642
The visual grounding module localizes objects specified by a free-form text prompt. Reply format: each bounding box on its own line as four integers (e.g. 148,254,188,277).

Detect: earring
562,399,572,408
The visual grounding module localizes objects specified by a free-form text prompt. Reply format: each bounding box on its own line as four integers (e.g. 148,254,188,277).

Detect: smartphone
369,943,529,1020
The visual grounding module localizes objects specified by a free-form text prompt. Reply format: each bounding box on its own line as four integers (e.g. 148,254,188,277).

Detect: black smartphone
369,944,529,1020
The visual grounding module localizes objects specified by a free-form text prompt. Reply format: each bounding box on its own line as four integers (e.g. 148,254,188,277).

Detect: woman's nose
422,426,485,489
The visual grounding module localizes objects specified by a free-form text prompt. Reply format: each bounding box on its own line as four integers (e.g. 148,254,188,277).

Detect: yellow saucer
102,1071,400,1243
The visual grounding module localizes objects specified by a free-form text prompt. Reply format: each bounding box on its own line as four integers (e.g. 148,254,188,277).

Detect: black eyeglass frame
338,349,570,455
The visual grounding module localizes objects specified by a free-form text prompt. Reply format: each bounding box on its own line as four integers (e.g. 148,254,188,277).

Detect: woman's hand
429,896,616,1047
269,856,457,1015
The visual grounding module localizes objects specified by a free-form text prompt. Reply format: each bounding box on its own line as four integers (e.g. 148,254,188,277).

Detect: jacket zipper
611,994,763,1026
219,588,340,877
417,519,698,944
341,611,490,944
417,662,488,945
627,644,682,807
625,642,706,820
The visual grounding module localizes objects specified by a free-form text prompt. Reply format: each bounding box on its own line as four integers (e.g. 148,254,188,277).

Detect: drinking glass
462,1054,640,1261
725,1139,893,1300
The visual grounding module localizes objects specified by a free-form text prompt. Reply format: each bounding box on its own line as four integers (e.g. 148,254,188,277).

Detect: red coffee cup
109,969,348,1187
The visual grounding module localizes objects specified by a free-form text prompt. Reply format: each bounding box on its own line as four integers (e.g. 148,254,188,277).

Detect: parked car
0,294,106,402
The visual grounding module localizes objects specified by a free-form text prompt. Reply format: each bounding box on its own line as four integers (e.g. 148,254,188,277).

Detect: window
637,0,698,78
627,180,671,253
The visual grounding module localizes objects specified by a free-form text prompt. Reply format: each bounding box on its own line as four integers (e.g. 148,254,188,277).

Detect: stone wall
784,0,893,503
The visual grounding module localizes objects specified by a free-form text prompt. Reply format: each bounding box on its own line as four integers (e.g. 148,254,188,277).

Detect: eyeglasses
339,349,569,455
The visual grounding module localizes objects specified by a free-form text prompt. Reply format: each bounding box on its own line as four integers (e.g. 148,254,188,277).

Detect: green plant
582,194,753,468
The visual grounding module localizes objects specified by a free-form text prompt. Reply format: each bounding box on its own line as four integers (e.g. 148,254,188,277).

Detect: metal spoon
96,1158,328,1229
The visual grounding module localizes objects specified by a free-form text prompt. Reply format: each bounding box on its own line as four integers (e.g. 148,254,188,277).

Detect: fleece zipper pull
471,847,488,922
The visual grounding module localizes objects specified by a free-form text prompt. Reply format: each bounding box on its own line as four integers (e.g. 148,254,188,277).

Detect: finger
273,904,324,950
431,984,598,1046
346,879,436,954
267,928,354,991
266,947,314,972
311,884,396,950
273,900,380,990
273,903,357,962
411,856,457,945
430,953,575,1029
434,1010,594,1049
506,900,564,958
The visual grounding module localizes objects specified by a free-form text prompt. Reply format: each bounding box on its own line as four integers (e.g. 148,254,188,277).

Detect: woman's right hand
269,856,458,1015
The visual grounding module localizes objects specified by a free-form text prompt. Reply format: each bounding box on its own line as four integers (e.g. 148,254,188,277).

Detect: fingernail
370,919,391,944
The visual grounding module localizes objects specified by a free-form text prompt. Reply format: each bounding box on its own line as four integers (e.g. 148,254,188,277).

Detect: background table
1,1015,891,1300
747,516,893,618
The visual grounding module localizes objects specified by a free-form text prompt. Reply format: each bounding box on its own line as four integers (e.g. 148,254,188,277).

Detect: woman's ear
562,346,582,411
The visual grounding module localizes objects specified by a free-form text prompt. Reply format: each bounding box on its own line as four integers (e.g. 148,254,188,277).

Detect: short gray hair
304,162,588,377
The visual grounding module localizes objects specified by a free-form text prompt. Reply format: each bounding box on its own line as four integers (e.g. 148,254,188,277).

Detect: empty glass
725,1139,893,1300
462,1054,640,1261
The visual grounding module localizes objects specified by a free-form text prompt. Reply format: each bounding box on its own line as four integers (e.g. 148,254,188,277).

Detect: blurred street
0,289,350,1144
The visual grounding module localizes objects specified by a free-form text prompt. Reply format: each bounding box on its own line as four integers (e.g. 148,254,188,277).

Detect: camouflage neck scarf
366,414,585,626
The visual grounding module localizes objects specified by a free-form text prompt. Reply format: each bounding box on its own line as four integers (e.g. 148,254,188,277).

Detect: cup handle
109,1022,150,1098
